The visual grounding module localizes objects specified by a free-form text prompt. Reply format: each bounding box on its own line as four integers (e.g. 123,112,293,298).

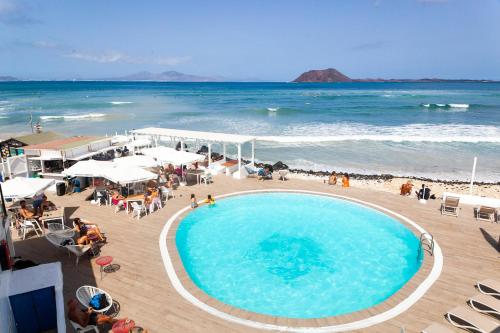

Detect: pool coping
159,189,443,332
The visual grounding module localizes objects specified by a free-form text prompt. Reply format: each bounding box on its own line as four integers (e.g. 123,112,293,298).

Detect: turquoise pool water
176,193,422,318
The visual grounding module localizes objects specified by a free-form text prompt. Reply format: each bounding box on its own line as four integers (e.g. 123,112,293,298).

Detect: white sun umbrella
0,177,55,200
102,165,157,185
113,155,158,169
62,160,114,178
111,135,129,145
142,146,205,166
126,138,152,149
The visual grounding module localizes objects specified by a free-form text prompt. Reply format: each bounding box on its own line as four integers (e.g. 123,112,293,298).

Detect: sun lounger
422,323,455,333
477,279,500,297
475,206,496,222
441,196,460,217
469,293,500,316
446,306,499,332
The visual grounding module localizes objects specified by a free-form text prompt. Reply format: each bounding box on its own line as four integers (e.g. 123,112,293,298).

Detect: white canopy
1,177,55,199
102,166,156,185
111,135,129,144
126,138,152,148
62,160,114,178
132,127,256,144
113,155,158,168
142,146,205,166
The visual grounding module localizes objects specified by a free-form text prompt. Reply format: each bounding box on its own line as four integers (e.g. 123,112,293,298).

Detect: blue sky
1,0,499,81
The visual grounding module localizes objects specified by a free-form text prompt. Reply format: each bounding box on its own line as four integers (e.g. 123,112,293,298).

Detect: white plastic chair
66,244,91,266
131,202,147,220
76,285,113,313
20,219,43,240
278,169,289,181
69,319,99,333
160,187,173,201
201,171,213,185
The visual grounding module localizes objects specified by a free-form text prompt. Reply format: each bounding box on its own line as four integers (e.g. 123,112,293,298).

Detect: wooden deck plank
12,174,500,333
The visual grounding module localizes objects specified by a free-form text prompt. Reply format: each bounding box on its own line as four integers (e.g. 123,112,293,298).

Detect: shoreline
259,161,500,199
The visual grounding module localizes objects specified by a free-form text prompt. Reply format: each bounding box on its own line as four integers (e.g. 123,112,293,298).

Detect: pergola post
222,143,226,161
251,140,255,165
237,144,242,171
180,139,184,152
208,143,212,167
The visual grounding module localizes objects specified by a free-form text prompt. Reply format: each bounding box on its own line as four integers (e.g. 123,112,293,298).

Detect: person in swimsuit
73,218,105,245
324,172,337,185
342,173,350,188
205,194,216,205
67,298,118,327
190,194,198,209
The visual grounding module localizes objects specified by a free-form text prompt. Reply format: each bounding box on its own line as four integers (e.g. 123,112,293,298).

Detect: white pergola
131,128,257,177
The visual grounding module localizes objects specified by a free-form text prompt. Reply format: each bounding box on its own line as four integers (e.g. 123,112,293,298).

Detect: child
205,194,216,205
190,194,198,209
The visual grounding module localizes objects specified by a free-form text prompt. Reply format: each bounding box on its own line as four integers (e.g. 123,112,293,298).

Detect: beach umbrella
0,177,55,200
102,165,157,185
113,155,158,169
62,160,114,178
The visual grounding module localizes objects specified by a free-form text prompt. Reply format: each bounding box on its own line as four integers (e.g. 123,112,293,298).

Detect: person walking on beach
342,174,350,188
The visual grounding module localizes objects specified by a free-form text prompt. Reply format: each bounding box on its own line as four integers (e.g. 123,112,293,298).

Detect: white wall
0,262,66,333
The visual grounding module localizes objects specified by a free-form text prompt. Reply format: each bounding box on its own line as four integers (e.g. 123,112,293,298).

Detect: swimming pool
176,192,423,319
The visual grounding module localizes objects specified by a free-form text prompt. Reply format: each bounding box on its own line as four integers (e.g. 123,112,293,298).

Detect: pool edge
159,189,443,332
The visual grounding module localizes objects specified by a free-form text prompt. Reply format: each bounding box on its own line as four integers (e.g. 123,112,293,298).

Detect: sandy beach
287,172,500,199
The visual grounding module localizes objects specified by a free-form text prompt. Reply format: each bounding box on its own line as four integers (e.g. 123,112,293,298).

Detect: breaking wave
422,103,469,108
40,113,106,121
109,101,133,105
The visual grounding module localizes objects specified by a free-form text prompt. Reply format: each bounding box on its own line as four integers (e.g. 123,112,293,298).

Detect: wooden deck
12,175,500,333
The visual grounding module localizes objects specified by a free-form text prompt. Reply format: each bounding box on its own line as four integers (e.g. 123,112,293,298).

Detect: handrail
418,232,434,257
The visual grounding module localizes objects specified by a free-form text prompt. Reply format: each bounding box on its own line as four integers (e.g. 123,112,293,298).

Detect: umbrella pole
469,156,477,194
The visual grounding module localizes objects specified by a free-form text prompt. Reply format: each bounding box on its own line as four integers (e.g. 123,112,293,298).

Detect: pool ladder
418,232,434,257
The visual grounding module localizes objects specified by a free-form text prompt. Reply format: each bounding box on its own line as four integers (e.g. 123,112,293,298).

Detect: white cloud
67,51,125,63
65,50,191,66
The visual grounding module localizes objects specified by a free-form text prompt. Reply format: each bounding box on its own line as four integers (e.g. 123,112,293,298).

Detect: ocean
0,81,499,182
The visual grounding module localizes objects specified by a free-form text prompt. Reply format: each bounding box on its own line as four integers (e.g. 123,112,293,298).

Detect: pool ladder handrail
418,232,434,257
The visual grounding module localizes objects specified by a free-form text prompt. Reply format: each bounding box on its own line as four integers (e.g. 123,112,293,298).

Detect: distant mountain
0,76,20,82
293,68,498,83
106,71,225,82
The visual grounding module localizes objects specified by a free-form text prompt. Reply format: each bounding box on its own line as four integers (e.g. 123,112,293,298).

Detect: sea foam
109,101,133,105
422,103,469,108
40,113,106,121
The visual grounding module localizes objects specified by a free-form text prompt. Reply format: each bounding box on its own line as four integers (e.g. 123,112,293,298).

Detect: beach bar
132,127,257,179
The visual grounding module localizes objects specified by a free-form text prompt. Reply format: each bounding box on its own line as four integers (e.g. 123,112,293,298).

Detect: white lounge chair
19,219,43,240
69,319,99,333
477,279,500,297
441,196,460,217
469,293,500,316
47,222,75,238
446,305,499,332
278,169,289,181
66,244,91,266
130,202,147,220
201,171,213,185
76,285,113,313
475,206,496,222
421,323,455,333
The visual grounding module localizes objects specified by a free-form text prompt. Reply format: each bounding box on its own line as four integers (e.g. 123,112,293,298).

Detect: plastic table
95,256,113,280
112,319,136,333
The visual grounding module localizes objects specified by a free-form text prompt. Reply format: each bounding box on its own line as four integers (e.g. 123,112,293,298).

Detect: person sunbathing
40,195,57,214
324,172,337,185
257,167,272,181
67,298,118,327
73,218,105,245
19,200,39,220
400,181,413,196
